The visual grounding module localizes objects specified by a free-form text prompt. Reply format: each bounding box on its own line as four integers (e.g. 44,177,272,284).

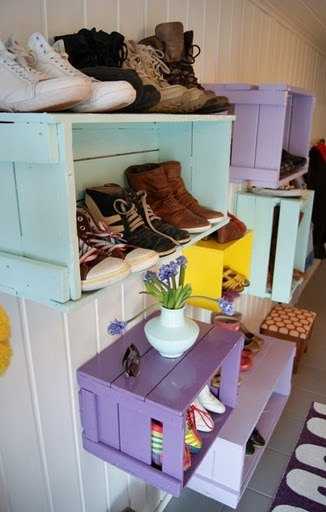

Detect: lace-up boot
0,39,90,112
123,41,205,113
19,33,136,112
128,190,190,244
125,163,211,233
77,207,159,272
85,184,176,256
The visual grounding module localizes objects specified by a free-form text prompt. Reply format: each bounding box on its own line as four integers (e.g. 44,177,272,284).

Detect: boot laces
113,198,145,233
124,41,169,87
2,39,48,82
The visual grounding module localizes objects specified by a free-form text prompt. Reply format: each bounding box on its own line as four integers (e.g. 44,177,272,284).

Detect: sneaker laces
113,198,145,233
79,239,101,264
51,40,89,78
134,190,180,245
77,210,128,254
2,39,48,82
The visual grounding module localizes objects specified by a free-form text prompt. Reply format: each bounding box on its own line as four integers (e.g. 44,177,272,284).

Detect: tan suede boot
125,162,211,233
163,161,224,223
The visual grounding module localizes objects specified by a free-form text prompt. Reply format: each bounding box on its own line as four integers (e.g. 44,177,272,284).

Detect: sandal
222,266,250,293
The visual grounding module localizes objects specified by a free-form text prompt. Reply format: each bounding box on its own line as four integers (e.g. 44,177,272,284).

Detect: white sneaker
197,385,226,414
0,39,91,112
191,399,214,432
24,33,136,112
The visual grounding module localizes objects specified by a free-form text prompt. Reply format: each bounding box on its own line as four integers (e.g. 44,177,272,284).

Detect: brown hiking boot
163,161,224,223
125,163,211,233
142,23,229,113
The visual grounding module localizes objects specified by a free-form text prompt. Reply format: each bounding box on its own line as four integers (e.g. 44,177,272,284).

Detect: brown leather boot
125,163,211,233
155,22,184,63
163,161,224,223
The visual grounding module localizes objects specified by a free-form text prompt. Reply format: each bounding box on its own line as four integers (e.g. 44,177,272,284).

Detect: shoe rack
188,335,295,508
206,83,315,188
183,231,254,311
236,190,314,303
0,112,234,308
77,314,243,496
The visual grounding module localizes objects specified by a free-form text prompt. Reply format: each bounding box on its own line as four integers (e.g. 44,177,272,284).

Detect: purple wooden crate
77,316,243,496
206,83,315,188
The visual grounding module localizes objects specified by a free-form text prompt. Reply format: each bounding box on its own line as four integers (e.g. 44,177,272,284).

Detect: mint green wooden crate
235,190,314,303
0,113,234,308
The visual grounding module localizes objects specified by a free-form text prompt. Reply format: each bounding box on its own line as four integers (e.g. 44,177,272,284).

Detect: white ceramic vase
144,306,199,358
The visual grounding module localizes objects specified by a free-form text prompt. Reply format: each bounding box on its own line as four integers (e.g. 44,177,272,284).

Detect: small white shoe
25,33,136,112
197,385,226,414
191,399,214,432
0,39,91,112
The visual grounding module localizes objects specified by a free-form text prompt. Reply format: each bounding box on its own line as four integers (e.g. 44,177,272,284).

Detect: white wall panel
0,1,326,511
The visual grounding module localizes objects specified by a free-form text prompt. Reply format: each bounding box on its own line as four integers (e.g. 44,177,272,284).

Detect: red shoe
240,350,253,371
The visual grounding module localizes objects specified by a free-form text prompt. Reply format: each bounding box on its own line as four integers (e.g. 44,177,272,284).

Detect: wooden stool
260,304,316,373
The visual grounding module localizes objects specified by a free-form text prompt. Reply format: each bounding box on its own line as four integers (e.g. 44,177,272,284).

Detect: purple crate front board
205,83,315,188
77,315,244,496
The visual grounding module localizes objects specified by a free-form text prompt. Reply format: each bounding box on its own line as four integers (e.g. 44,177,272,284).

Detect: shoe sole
127,253,159,272
185,224,211,234
82,266,130,291
207,216,224,224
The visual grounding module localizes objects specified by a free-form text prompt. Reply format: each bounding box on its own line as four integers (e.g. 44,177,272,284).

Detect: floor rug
270,401,326,511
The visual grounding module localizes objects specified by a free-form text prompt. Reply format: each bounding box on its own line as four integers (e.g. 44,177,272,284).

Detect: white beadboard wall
0,1,324,512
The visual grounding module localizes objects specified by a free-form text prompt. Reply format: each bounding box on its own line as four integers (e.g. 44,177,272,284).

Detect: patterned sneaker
79,239,131,291
77,207,159,272
85,185,176,257
190,399,214,433
129,190,191,245
185,407,202,454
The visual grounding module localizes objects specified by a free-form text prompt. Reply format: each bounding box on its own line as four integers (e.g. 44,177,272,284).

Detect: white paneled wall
0,1,324,512
2,0,326,136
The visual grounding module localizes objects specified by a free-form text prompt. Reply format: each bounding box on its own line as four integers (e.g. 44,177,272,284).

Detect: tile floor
165,261,326,512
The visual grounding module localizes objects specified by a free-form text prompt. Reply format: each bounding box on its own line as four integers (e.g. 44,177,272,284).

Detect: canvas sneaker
85,184,177,256
12,33,136,112
0,39,91,112
78,238,130,292
130,189,191,245
77,207,159,272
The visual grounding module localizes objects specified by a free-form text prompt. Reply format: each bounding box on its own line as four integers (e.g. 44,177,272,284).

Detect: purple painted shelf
205,83,316,188
188,336,295,508
77,315,243,496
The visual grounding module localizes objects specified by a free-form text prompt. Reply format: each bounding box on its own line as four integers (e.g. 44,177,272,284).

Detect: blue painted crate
235,190,314,303
0,113,234,308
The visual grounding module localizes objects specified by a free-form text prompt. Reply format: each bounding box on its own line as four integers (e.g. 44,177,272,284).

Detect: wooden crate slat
232,104,259,168
0,251,70,303
147,327,242,414
0,163,22,253
272,199,301,302
112,321,212,400
0,122,59,163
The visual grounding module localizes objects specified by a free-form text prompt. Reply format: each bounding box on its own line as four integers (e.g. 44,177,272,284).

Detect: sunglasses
122,343,141,377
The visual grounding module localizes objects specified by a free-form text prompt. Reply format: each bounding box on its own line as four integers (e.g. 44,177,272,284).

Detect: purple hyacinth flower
158,261,178,282
218,298,235,316
176,255,187,267
144,270,157,283
107,319,127,336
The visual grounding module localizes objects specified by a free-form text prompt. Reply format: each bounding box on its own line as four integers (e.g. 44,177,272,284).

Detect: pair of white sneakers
0,32,136,113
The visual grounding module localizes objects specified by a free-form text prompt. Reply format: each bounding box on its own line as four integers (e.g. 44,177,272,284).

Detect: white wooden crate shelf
188,336,295,508
0,113,234,308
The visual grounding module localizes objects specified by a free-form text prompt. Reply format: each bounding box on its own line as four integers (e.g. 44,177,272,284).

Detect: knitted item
151,421,163,466
0,306,12,376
